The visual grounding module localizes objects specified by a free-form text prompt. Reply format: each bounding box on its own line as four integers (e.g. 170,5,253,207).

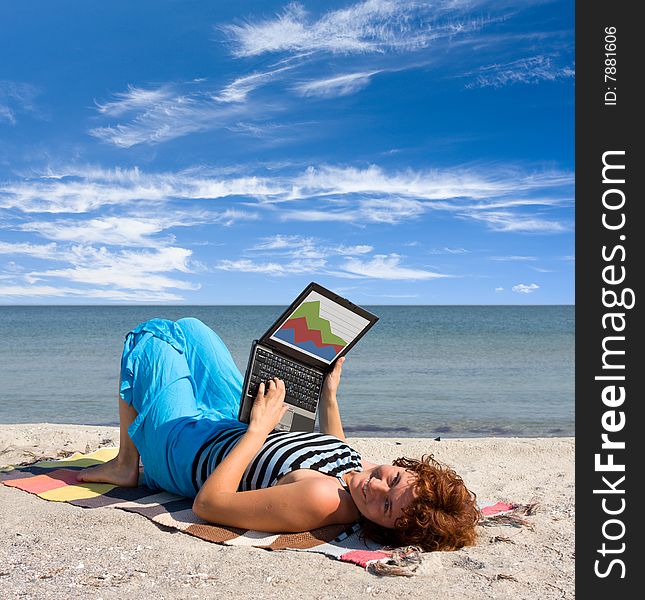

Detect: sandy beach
0,424,574,599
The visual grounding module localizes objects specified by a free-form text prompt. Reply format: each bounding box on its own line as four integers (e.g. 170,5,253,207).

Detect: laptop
238,282,379,433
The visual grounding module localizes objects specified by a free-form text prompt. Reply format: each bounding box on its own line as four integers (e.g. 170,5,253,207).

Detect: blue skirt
119,317,248,498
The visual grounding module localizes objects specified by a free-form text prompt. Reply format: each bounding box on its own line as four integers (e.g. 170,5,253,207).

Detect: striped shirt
192,427,363,494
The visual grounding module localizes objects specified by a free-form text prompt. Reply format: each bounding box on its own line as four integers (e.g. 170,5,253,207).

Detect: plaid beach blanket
1,447,532,577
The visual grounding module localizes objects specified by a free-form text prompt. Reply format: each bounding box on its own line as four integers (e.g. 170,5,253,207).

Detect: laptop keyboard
250,347,324,413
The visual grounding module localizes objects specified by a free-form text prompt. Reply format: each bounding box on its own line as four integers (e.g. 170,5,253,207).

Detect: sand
0,424,574,599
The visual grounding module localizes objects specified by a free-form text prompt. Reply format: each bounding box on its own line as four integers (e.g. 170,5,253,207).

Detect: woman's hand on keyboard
249,378,289,436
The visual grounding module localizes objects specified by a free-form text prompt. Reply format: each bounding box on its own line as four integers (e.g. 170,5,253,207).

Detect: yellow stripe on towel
34,447,119,469
40,481,118,501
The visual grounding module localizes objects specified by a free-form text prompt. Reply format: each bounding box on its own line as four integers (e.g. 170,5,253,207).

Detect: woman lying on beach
78,318,479,552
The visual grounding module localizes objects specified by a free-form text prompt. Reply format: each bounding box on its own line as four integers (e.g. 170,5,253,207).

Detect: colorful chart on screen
270,290,371,364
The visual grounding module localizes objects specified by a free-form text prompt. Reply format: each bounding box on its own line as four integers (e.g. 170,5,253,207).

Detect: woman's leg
76,396,140,486
76,318,241,493
176,317,243,420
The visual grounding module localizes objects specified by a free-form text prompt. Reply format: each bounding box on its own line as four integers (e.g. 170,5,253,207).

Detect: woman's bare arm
318,358,347,441
318,393,346,442
193,478,348,532
195,378,287,500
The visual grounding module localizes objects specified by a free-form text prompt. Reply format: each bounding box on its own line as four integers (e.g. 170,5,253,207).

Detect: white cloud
288,164,571,202
215,257,325,276
220,0,494,58
20,217,176,247
512,283,540,294
337,254,451,280
358,198,427,224
90,91,250,148
214,66,295,103
465,55,575,89
2,163,572,234
428,247,469,255
26,246,198,293
294,71,380,98
490,255,537,261
94,85,175,116
0,104,15,124
0,283,185,302
17,212,250,246
0,242,200,302
495,287,504,292
215,251,449,281
81,4,569,148
336,244,373,255
277,209,356,222
0,81,41,124
464,210,568,233
0,241,59,259
248,234,373,260
249,235,306,251
0,166,282,213
276,162,571,225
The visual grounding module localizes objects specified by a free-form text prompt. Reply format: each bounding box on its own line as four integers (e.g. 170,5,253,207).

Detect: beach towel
1,447,536,577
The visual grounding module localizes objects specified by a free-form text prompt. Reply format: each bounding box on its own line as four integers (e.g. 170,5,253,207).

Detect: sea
0,305,574,438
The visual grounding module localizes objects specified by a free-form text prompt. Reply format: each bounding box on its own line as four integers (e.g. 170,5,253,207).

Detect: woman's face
348,464,418,528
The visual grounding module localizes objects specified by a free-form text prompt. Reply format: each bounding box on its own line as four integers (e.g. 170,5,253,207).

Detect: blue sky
0,0,574,305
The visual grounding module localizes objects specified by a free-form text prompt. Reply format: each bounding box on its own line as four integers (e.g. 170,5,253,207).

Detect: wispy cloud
85,3,568,147
0,81,42,124
94,85,176,116
428,247,469,255
220,0,497,58
335,254,452,280
294,71,380,98
24,245,198,291
0,283,186,302
90,62,302,147
490,255,537,261
1,208,206,301
464,55,575,89
18,215,190,247
512,282,540,294
275,198,428,225
0,165,278,213
216,235,446,281
89,94,250,148
286,164,572,202
214,66,295,103
215,257,326,277
0,242,200,302
2,162,572,233
0,104,14,124
215,251,449,281
248,234,372,258
0,241,59,260
463,210,568,233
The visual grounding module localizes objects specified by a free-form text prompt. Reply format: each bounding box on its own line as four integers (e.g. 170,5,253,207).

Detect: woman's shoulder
291,476,362,524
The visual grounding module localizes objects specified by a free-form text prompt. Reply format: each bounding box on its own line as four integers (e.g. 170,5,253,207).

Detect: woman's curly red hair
358,454,480,552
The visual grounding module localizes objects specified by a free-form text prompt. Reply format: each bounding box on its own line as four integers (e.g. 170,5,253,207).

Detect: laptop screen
268,289,372,365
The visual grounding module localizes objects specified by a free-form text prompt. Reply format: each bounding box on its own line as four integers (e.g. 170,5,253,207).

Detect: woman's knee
177,317,211,338
177,317,226,349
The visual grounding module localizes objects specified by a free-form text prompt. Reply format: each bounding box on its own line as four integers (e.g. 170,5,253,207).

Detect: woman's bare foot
76,455,140,487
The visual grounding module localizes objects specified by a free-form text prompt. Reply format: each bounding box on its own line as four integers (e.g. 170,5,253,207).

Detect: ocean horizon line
0,303,576,308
